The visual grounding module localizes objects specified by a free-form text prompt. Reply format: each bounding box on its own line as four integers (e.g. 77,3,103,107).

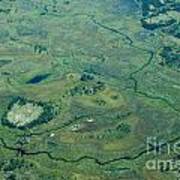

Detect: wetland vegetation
0,0,179,179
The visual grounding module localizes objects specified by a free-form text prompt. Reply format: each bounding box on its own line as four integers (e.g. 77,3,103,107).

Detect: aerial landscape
0,0,179,179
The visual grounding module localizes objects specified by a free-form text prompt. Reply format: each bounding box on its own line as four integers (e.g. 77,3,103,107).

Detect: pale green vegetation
0,0,179,179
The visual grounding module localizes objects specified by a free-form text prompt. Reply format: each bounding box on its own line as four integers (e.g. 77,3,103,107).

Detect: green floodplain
0,0,179,179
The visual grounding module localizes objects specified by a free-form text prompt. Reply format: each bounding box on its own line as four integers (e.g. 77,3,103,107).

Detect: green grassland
0,0,180,179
